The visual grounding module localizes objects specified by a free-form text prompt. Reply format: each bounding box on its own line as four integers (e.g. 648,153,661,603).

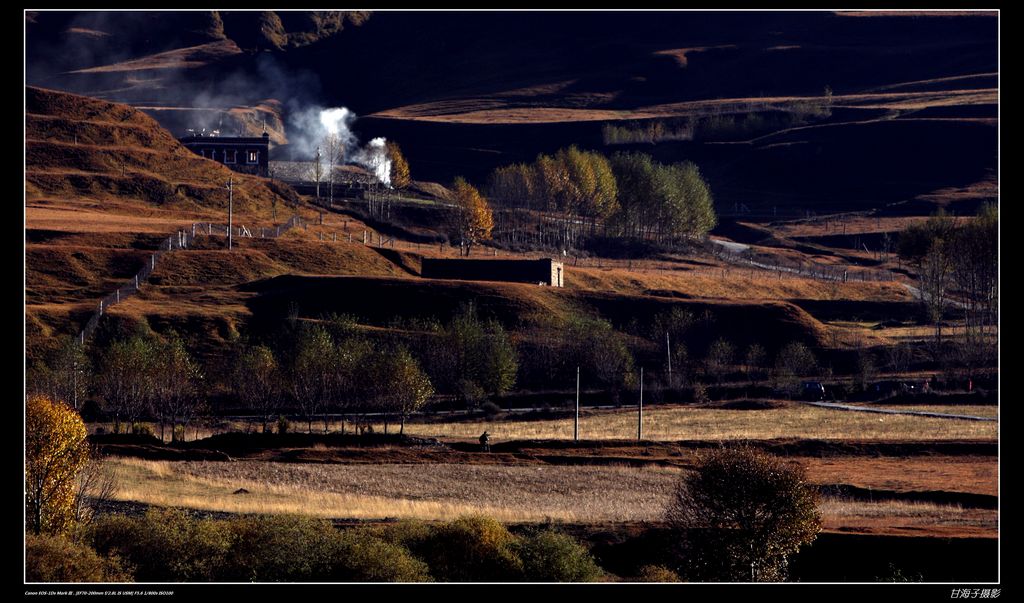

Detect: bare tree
74,446,118,526
324,133,344,206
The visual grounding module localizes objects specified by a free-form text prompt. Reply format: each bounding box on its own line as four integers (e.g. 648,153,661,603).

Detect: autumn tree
26,395,90,535
664,447,821,581
447,177,494,256
387,141,411,189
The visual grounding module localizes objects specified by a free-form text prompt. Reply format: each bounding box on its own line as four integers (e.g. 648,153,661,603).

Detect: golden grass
391,405,997,442
374,89,996,124
774,216,931,238
566,265,910,302
104,458,682,523
819,497,996,536
844,405,998,419
800,455,997,497
102,458,997,535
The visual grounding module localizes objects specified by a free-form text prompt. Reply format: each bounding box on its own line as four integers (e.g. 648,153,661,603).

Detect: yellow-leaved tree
26,395,90,535
448,177,494,256
387,141,412,190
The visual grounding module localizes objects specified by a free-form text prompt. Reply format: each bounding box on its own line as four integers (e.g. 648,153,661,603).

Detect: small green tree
233,344,280,433
744,343,766,384
704,338,735,383
430,304,518,405
773,342,818,394
371,346,434,434
664,447,821,581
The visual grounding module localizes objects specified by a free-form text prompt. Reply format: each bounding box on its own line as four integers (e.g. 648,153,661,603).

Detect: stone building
180,130,270,177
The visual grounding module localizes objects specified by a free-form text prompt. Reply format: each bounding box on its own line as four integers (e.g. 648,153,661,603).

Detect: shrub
518,529,604,582
416,516,523,582
26,533,131,582
90,509,231,582
331,528,431,582
277,415,290,434
376,519,434,550
664,447,821,581
691,383,710,405
633,564,681,582
221,514,336,581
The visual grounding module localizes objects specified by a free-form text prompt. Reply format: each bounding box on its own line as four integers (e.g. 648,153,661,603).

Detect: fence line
76,209,896,346
294,223,896,284
702,241,896,283
76,215,304,344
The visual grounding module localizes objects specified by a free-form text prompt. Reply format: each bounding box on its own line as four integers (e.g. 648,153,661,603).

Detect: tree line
897,204,998,373
27,304,521,438
485,147,716,250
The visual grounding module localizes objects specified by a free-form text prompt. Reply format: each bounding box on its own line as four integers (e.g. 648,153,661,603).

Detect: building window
211,149,218,162
247,150,259,164
225,149,237,164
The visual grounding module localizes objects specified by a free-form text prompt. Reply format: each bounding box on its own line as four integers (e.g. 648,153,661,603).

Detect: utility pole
315,146,322,200
574,366,580,442
637,367,643,441
666,331,672,386
227,177,234,250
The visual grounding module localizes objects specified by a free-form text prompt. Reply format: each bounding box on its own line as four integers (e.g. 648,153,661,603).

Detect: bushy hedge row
25,533,131,582
76,510,604,583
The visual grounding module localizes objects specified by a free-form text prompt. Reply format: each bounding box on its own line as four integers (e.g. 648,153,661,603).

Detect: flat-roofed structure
180,131,270,177
421,258,564,286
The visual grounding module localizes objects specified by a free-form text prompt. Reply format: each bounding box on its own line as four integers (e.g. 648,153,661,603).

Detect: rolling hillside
26,11,998,213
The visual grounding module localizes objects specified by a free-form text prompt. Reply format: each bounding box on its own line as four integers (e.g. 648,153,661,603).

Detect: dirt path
804,401,995,422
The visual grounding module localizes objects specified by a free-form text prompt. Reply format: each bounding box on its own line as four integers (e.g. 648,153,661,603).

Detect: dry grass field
844,405,998,419
101,457,997,536
105,458,680,523
818,499,996,537
388,404,997,442
371,89,997,125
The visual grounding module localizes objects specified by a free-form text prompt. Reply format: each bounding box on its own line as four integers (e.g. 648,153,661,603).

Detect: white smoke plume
287,105,392,187
352,137,392,187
